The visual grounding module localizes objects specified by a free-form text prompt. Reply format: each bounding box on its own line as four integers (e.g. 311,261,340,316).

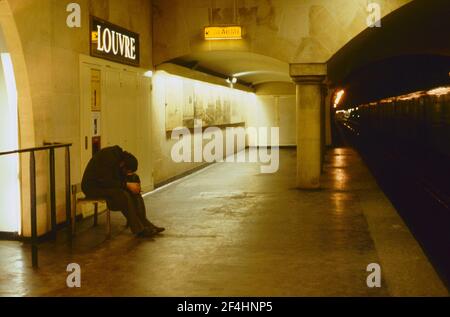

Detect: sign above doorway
90,16,140,67
204,26,242,40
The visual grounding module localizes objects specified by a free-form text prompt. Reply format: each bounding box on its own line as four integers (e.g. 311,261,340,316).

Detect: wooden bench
71,184,111,239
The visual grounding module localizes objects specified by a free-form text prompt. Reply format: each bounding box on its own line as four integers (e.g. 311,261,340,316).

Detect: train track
340,119,450,211
337,119,450,289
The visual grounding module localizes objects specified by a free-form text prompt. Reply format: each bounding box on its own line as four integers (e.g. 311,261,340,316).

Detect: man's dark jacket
81,146,127,193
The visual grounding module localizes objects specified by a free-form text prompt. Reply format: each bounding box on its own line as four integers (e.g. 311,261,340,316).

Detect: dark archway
328,0,450,106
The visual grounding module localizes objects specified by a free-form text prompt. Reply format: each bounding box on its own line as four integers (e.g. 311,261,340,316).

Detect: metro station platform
0,148,447,297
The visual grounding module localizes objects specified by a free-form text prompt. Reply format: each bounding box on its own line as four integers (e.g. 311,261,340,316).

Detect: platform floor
0,148,448,296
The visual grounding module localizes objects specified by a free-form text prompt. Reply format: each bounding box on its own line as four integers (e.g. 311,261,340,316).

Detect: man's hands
126,182,141,194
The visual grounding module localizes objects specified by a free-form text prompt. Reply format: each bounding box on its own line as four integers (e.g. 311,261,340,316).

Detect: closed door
79,59,152,189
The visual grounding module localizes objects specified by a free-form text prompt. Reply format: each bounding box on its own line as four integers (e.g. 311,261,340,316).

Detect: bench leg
71,191,77,237
106,209,111,240
94,203,98,227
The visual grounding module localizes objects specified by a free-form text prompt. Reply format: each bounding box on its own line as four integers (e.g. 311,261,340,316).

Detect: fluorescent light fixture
427,86,450,96
333,89,345,108
143,70,153,78
226,77,238,85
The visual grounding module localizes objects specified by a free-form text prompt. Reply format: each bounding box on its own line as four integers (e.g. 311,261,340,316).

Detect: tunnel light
381,97,395,103
397,91,425,101
427,86,450,96
351,85,449,111
333,89,345,108
378,86,449,103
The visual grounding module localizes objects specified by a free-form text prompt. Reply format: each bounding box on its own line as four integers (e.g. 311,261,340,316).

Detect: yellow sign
91,31,98,42
204,26,242,40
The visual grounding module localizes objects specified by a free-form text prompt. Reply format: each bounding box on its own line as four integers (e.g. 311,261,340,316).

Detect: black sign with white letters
90,16,140,67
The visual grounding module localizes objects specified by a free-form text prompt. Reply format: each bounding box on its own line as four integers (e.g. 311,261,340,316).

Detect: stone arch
0,1,35,147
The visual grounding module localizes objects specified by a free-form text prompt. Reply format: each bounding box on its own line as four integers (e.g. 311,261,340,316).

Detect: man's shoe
153,226,165,234
148,222,165,234
137,228,157,238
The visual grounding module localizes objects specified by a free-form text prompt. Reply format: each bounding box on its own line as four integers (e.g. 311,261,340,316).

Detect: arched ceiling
153,0,410,87
170,51,291,86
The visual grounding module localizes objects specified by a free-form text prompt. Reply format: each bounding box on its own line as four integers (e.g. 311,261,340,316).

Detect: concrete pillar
325,87,333,147
320,85,328,171
290,63,327,189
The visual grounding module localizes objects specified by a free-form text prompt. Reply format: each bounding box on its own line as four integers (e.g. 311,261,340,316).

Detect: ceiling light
333,89,345,108
226,77,237,85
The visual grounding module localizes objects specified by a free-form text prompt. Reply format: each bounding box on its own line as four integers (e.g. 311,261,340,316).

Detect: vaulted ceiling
170,51,291,87
153,0,410,88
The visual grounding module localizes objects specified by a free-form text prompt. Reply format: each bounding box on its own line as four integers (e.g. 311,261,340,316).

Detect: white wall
0,46,20,233
249,95,296,147
151,71,254,185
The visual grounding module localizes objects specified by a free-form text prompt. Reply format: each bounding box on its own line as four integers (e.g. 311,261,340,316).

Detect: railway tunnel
0,0,449,297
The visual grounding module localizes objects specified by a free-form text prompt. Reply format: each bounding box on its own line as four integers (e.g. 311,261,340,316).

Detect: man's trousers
83,187,152,234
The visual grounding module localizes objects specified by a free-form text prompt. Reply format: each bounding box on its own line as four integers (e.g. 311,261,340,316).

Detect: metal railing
0,142,72,268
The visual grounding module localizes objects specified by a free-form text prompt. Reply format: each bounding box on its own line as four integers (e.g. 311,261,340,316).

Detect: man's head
121,151,138,174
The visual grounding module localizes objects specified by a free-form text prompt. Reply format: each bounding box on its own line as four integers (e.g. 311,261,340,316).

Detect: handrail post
49,148,56,239
30,151,38,268
0,143,72,268
65,146,72,241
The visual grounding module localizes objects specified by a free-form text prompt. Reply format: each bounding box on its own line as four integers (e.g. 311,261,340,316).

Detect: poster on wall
90,69,102,155
223,92,231,124
91,112,101,137
165,76,183,131
204,86,216,126
91,69,101,112
231,93,239,123
183,80,195,128
231,92,246,124
165,75,245,132
193,82,206,127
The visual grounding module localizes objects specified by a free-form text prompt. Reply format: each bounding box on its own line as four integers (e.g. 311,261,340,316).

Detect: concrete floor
0,148,448,297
